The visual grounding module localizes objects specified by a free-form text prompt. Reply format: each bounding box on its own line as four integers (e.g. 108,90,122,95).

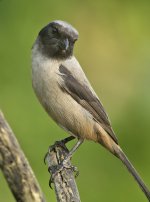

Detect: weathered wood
45,142,81,202
0,111,46,202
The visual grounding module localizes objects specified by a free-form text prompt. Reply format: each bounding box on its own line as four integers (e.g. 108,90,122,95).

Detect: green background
0,1,150,201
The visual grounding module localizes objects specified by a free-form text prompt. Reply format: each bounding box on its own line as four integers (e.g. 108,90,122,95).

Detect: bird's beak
63,38,69,50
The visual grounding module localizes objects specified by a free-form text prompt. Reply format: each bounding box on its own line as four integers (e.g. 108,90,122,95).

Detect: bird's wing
58,64,118,144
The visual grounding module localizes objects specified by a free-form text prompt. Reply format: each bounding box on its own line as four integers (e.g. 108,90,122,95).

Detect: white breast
32,41,61,115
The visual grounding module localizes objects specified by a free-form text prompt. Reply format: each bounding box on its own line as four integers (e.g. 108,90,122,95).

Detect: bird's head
38,20,78,59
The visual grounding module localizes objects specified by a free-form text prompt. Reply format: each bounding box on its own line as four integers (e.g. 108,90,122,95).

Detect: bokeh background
0,1,150,201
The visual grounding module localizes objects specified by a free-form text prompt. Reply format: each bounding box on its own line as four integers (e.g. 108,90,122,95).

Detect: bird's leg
62,138,84,165
62,135,76,144
52,135,76,151
44,136,75,164
55,138,83,171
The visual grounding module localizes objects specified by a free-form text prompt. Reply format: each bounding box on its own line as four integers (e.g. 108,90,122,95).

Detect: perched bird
32,20,150,200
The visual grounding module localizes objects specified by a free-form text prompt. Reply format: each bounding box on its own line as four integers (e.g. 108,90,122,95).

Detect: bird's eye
52,27,58,34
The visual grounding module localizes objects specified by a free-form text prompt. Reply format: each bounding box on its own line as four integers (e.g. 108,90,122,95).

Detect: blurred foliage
0,0,150,201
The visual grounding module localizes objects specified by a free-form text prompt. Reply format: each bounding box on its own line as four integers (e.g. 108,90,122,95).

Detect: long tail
115,146,150,201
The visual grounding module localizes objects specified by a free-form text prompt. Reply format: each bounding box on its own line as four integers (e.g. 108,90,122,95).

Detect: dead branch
0,111,46,202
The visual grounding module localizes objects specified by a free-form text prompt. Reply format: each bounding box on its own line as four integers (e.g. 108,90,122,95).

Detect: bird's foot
44,140,68,164
44,137,81,188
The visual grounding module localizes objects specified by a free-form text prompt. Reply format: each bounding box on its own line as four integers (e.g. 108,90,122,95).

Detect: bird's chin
56,49,72,59
46,47,72,60
61,50,67,55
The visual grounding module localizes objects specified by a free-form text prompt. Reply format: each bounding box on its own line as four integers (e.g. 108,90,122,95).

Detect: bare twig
0,111,46,202
45,141,81,202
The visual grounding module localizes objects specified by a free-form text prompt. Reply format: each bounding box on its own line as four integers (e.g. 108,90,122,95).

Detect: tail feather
116,146,150,201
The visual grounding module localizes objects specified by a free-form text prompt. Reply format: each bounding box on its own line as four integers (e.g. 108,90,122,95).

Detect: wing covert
58,64,118,144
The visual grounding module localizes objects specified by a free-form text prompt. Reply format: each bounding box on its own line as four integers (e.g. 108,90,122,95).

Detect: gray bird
32,20,150,200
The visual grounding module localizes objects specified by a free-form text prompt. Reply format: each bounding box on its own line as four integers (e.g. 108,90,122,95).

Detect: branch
45,142,81,202
0,111,46,202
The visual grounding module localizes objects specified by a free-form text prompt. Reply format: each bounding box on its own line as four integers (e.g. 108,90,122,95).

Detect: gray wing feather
58,64,118,144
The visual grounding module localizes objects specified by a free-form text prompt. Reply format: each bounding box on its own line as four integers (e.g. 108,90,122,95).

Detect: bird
32,20,150,200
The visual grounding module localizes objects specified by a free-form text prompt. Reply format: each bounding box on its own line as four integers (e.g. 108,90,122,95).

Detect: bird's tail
115,145,150,201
